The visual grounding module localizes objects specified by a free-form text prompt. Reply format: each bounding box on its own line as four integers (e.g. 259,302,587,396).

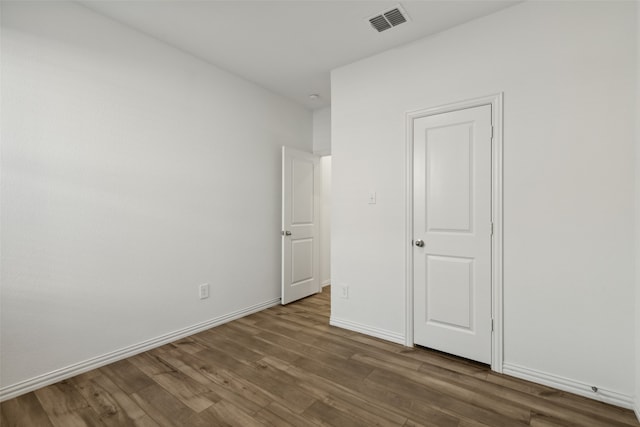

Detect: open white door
282,147,320,305
413,104,493,364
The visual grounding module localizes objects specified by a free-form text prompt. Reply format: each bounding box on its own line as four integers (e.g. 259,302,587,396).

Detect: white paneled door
413,105,493,364
282,147,320,305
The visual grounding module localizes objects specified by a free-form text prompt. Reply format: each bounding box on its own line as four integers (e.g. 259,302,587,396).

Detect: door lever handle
415,239,424,247
282,230,292,236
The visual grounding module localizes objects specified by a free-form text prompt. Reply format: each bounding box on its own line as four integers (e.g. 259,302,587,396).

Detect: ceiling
81,1,521,109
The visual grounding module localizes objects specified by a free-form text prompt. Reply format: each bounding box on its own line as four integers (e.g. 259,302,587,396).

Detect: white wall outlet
368,191,377,204
340,285,349,299
199,283,209,300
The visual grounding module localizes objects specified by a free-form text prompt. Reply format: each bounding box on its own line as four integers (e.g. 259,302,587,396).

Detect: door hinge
490,222,494,236
491,126,494,140
491,318,494,332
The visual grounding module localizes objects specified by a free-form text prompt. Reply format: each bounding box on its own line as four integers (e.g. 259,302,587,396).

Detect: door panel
282,147,320,305
426,255,473,330
426,123,473,233
291,238,313,284
292,159,314,224
413,104,492,364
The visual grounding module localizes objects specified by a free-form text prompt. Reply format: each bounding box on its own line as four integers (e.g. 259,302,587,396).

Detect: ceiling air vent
368,6,409,33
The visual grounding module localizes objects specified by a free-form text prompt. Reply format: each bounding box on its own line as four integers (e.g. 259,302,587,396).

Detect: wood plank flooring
2,287,638,426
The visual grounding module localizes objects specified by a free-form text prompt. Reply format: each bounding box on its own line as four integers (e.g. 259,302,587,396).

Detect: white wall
313,107,331,156
320,156,331,287
635,1,640,419
0,1,312,396
331,0,636,406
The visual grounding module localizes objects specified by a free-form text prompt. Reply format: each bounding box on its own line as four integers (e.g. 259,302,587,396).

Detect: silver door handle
283,231,292,236
415,239,424,247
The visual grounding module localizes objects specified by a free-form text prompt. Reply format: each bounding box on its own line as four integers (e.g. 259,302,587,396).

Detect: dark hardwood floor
1,287,638,426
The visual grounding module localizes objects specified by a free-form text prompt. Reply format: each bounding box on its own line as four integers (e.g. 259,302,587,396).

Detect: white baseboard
321,280,331,287
0,297,281,402
635,402,640,423
502,362,634,410
330,317,405,345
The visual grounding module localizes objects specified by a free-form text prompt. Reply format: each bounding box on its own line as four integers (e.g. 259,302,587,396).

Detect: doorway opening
319,155,332,291
281,148,331,316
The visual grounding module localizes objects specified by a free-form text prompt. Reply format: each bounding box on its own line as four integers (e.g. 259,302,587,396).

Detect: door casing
405,93,504,372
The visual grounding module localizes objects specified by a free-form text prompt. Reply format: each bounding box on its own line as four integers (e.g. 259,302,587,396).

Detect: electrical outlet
340,285,349,299
368,191,377,204
199,283,209,300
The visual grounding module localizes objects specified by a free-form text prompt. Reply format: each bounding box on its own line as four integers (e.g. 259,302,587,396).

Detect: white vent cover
368,6,409,32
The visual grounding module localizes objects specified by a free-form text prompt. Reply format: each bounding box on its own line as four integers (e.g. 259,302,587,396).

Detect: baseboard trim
635,402,640,422
321,280,331,287
0,297,281,402
329,317,404,345
502,362,634,410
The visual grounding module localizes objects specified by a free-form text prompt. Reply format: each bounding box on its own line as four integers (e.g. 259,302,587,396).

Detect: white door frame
405,93,504,373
